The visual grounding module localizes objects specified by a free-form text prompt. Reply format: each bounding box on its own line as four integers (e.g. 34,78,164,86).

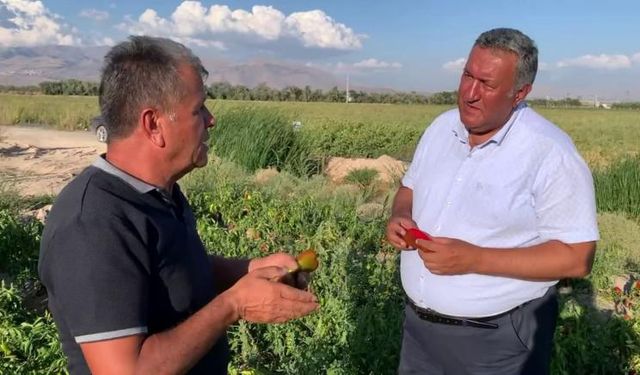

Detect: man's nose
465,80,480,101
205,107,215,129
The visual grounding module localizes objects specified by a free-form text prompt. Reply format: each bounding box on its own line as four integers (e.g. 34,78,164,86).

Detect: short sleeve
41,214,151,343
533,148,599,243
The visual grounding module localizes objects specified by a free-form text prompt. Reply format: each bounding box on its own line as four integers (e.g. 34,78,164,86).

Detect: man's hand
248,252,299,273
386,215,418,249
223,266,319,323
415,237,480,275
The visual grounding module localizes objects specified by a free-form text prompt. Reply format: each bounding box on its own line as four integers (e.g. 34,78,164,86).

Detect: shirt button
446,201,452,206
456,177,462,182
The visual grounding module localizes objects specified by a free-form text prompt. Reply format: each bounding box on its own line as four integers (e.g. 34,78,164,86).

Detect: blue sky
1,0,640,100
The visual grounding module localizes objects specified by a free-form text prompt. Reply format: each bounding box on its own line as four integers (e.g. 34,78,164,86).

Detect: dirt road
0,126,105,196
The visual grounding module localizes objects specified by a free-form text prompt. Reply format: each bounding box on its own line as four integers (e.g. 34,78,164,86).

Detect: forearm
392,186,413,217
210,255,250,292
136,292,238,374
473,240,596,281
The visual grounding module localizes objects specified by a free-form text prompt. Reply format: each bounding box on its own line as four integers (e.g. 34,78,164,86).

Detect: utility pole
345,75,350,104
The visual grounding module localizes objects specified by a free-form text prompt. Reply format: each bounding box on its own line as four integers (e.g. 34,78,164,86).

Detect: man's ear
141,108,165,147
513,83,532,107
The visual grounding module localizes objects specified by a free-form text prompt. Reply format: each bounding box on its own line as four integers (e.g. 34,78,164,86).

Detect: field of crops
1,94,639,166
1,95,639,374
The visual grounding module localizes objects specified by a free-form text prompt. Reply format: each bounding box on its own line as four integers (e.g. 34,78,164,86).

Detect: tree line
0,79,456,105
1,80,638,108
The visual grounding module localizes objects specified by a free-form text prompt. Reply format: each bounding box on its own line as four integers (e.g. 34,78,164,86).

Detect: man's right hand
386,215,418,250
223,266,319,323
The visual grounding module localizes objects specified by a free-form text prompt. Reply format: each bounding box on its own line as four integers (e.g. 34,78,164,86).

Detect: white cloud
632,52,640,64
538,62,550,71
556,54,631,70
285,9,362,49
353,58,401,69
442,57,466,72
0,0,79,46
125,2,363,50
95,36,114,46
306,59,401,74
79,9,109,21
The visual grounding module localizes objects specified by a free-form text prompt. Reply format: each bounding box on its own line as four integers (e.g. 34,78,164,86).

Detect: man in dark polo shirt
38,36,319,375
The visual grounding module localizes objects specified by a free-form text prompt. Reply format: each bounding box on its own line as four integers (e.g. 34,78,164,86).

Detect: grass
594,156,640,218
343,168,379,187
210,107,321,176
3,94,640,166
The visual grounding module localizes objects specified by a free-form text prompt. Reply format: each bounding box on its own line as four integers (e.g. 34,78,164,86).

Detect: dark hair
475,28,538,90
99,36,208,141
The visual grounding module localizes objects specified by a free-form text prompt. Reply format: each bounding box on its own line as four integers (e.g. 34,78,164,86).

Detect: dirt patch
324,155,408,184
0,126,105,196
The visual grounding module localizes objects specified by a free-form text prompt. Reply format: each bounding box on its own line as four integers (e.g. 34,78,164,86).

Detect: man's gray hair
474,28,538,90
99,35,208,142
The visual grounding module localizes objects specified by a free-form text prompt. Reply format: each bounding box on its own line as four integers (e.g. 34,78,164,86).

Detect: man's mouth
464,102,480,111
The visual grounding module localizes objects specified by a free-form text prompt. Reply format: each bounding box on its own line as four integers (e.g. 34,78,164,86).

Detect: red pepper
403,228,432,249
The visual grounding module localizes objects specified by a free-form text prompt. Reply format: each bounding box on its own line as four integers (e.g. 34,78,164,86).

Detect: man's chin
460,114,482,130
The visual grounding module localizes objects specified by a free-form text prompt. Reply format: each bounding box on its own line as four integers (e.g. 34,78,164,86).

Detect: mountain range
0,45,359,91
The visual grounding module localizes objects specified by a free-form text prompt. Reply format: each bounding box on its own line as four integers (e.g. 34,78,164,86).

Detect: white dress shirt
401,103,599,317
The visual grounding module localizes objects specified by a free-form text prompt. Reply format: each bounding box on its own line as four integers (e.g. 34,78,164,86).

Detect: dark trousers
398,287,558,375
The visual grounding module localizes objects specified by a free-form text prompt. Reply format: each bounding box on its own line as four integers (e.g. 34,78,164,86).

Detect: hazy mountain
0,45,350,90
0,46,108,85
203,59,341,90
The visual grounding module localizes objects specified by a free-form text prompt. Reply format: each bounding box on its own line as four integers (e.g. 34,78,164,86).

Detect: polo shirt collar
453,102,527,147
92,154,157,194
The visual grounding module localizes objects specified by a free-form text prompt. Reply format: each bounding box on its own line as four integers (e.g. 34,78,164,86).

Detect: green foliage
210,107,321,176
344,168,379,188
5,95,639,167
553,296,640,374
594,157,640,219
0,283,67,374
1,100,640,373
0,94,98,130
305,120,422,161
39,80,99,96
186,162,403,374
0,199,66,374
591,213,640,290
0,210,43,277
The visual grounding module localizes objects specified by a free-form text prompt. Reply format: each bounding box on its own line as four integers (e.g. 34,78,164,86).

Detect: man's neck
105,141,175,192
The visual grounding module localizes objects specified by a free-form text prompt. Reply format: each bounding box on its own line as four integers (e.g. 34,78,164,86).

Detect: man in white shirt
386,28,598,374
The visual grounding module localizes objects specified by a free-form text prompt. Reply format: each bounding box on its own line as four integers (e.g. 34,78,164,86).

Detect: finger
417,248,439,263
388,235,407,249
277,283,319,303
430,236,450,244
414,239,431,252
271,301,319,323
275,254,299,271
281,299,320,317
251,266,288,280
399,218,417,229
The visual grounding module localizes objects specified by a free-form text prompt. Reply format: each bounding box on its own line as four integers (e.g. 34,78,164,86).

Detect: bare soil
0,126,105,196
0,125,406,196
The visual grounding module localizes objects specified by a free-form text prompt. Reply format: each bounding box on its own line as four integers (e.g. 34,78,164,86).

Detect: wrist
216,289,241,324
471,247,487,274
247,258,258,273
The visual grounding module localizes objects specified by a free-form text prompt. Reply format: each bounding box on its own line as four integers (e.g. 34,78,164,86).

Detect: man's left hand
249,253,299,273
415,237,481,275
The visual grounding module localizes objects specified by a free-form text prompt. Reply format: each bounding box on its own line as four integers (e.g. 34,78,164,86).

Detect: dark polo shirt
38,156,230,374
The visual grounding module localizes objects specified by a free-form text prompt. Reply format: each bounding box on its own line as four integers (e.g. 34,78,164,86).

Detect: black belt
406,298,518,329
